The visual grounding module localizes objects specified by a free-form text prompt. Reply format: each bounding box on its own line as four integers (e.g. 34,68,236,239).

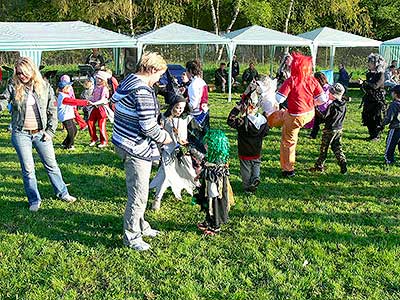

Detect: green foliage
361,0,400,40
241,0,273,27
1,0,398,41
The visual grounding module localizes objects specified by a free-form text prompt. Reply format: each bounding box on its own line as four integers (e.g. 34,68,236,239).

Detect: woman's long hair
290,52,313,84
13,57,45,102
314,72,328,87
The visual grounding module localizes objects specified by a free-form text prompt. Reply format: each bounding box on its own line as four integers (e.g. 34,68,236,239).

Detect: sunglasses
16,71,26,76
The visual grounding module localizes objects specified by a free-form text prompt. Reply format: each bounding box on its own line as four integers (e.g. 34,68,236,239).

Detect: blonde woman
0,57,76,212
112,52,172,251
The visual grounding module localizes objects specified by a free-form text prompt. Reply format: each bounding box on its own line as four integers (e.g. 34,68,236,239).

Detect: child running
227,86,269,193
150,95,199,211
383,85,400,165
57,76,92,150
88,71,111,148
310,83,348,174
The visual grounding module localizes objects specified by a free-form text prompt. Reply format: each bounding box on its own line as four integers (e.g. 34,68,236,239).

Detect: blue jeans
115,146,153,246
11,129,69,206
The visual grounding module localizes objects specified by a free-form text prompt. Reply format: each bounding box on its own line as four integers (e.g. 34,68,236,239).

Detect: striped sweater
111,74,169,161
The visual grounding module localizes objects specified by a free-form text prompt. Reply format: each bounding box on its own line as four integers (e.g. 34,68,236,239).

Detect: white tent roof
225,25,312,47
381,37,400,46
298,27,381,47
0,21,136,51
136,22,228,45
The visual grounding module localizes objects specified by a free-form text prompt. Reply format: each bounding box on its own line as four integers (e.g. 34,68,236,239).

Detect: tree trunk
284,0,295,33
210,0,219,53
226,0,241,33
217,0,241,61
129,0,134,36
210,0,219,36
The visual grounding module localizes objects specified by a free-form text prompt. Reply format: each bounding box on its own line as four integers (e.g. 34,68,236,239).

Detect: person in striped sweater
111,52,172,251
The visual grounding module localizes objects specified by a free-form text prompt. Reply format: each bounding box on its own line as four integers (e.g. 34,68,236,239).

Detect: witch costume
194,129,234,235
361,54,386,140
149,95,202,211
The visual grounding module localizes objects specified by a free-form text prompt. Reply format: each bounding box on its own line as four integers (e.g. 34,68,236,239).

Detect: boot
339,162,347,174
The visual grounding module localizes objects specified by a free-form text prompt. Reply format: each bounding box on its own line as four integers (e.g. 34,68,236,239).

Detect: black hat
171,94,187,105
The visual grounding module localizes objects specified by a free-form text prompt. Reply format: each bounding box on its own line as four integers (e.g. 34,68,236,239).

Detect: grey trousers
239,158,261,190
115,146,153,246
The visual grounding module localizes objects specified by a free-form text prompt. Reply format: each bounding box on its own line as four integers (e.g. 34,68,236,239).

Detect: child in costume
88,70,111,148
383,85,400,165
80,79,94,122
252,77,286,129
57,76,91,150
194,129,233,235
150,95,201,211
310,83,347,174
276,52,327,177
227,83,269,193
360,53,386,141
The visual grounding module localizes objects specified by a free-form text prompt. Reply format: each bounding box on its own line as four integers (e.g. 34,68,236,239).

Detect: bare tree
217,0,241,60
284,0,295,33
210,0,219,35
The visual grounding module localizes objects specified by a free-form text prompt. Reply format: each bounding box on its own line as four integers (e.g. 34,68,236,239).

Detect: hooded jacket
111,73,169,161
323,99,347,131
227,106,269,159
383,99,400,129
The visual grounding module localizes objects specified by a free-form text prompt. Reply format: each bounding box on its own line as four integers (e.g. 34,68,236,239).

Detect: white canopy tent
380,37,400,65
136,22,229,62
224,25,314,101
0,21,136,71
298,27,382,69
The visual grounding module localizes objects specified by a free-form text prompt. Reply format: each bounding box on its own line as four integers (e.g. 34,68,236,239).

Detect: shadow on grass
0,199,122,248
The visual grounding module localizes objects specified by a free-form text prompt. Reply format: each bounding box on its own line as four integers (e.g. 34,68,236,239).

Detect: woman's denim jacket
0,82,58,137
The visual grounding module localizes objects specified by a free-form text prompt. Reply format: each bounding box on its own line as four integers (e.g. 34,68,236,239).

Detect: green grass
1,90,400,299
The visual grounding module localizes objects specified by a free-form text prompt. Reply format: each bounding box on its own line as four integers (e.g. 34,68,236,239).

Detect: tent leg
329,46,336,70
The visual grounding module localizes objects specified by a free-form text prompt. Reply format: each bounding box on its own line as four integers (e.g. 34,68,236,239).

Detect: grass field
0,90,400,300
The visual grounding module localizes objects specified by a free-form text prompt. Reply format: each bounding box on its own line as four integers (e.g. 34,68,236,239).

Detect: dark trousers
384,128,400,164
62,119,77,149
310,114,324,138
315,129,346,168
239,158,261,190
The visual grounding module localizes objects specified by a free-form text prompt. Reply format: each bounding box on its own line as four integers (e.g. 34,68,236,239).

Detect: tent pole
311,43,318,71
137,43,143,62
329,46,336,70
269,46,276,77
227,42,236,102
19,50,42,67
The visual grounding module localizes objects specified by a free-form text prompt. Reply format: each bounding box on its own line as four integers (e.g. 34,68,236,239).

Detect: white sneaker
89,141,98,147
152,199,161,211
29,202,41,212
62,195,76,203
143,229,160,238
97,143,108,148
129,239,151,251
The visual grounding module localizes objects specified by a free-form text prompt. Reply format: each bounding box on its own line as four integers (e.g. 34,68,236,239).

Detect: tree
360,0,400,40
